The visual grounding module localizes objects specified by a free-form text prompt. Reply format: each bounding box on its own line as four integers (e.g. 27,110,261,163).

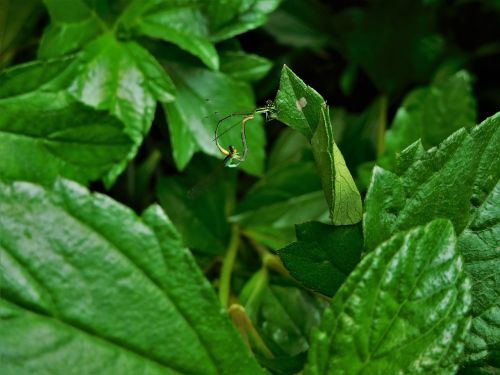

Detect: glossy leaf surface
364,113,500,366
0,58,134,186
0,179,265,374
306,220,471,375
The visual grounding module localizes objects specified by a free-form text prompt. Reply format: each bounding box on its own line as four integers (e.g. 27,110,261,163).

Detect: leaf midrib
60,204,223,375
2,193,222,375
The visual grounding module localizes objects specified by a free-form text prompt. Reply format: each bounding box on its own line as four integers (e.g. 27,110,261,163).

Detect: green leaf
70,34,175,143
40,3,177,174
266,128,311,171
364,113,500,366
118,0,281,67
121,1,219,70
38,0,104,58
311,107,363,225
156,156,237,255
220,51,273,82
0,178,265,375
0,58,135,187
162,55,265,175
306,220,472,375
275,65,325,138
0,57,73,98
230,161,329,249
380,70,477,169
275,65,362,225
208,0,283,42
249,131,328,248
253,284,327,357
277,222,363,296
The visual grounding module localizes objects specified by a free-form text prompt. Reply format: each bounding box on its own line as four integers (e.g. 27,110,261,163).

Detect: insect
214,100,277,168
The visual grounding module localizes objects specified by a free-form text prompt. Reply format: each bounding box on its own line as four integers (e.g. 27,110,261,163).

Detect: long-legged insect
214,100,277,168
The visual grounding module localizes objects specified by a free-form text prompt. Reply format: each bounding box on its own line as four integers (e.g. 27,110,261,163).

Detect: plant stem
242,267,269,318
247,236,289,277
228,304,274,359
219,225,240,308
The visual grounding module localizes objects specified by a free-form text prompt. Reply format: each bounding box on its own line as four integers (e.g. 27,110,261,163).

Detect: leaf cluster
1,1,499,374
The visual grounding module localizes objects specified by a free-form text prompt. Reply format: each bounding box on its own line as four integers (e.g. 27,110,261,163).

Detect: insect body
214,100,276,168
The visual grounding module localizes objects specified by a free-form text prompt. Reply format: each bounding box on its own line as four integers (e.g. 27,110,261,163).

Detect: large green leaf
306,220,471,374
219,50,272,83
161,55,265,175
0,179,265,375
274,66,362,225
277,222,363,297
0,58,135,186
380,70,477,169
39,0,176,173
364,113,500,366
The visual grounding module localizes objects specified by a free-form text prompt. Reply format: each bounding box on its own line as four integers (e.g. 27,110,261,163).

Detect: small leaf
123,3,219,70
70,34,175,143
0,178,265,374
208,0,283,42
275,65,325,138
231,161,329,248
220,51,273,82
38,0,103,58
306,220,472,375
0,59,134,186
380,70,477,169
364,113,500,366
277,222,363,296
275,65,362,225
161,55,265,175
254,284,327,357
267,128,311,171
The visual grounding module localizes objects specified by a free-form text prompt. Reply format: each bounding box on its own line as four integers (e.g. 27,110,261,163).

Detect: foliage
1,0,499,374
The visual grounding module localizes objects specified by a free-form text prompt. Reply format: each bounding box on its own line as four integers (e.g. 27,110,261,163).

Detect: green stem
228,304,274,359
242,267,269,318
247,236,289,277
219,225,240,308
